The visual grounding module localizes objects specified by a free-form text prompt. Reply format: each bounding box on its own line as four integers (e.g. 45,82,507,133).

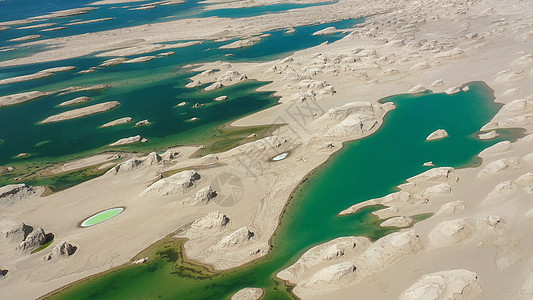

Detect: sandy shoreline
1,0,533,299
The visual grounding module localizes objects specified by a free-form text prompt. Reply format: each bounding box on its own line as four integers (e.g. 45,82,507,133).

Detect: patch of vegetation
32,237,54,254
412,212,434,222
191,123,282,158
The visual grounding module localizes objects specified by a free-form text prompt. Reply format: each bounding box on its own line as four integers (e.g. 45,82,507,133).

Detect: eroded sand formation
1,0,533,299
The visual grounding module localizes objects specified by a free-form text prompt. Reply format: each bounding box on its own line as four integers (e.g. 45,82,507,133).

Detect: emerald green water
50,82,521,300
80,207,124,227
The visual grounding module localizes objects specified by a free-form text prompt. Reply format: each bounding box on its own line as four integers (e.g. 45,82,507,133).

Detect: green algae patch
32,238,54,254
412,213,434,222
80,208,124,228
190,123,281,158
0,164,114,196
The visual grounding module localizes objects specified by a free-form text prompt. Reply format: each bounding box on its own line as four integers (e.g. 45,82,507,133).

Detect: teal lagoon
51,82,522,300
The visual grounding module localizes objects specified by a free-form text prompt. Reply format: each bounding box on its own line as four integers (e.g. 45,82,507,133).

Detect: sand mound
100,57,127,67
17,227,46,254
426,129,449,141
220,37,262,49
482,98,533,130
407,167,458,184
182,186,217,206
479,141,512,156
59,96,91,106
422,183,452,197
109,135,146,146
429,218,474,248
495,70,527,83
312,102,392,138
400,269,482,300
101,117,133,128
445,86,461,95
278,236,370,282
434,48,464,59
0,184,35,207
105,152,161,175
477,215,507,233
190,211,230,230
436,201,466,215
306,261,357,285
478,130,498,140
44,241,76,261
142,170,200,196
231,287,264,300
215,227,255,249
380,216,413,228
0,220,27,244
510,54,533,66
123,56,156,64
313,27,337,36
340,191,414,216
295,230,423,296
478,157,521,177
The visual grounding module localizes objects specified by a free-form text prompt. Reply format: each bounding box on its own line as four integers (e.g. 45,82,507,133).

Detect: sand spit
17,23,57,30
33,7,98,20
40,101,120,123
0,66,75,85
0,91,49,108
9,35,41,42
101,117,133,127
47,153,125,174
90,0,156,4
231,287,264,300
0,19,35,27
123,55,156,63
426,129,449,141
66,18,114,26
58,96,92,106
95,41,202,57
220,37,263,49
0,72,53,85
41,27,67,32
109,135,146,146
62,84,111,93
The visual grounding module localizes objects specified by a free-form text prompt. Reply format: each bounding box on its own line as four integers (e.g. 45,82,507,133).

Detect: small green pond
80,207,124,227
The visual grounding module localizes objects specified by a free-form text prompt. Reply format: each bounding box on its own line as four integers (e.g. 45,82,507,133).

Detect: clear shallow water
0,18,361,167
51,82,521,300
